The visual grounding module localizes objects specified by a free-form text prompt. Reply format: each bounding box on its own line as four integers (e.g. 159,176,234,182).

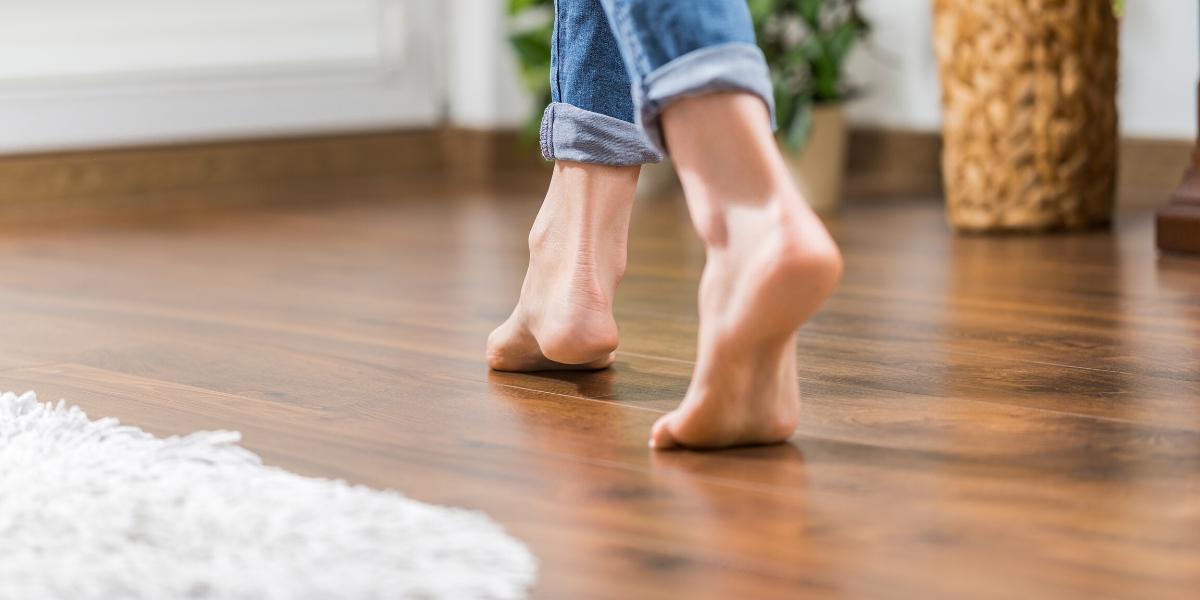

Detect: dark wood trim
1156,193,1200,254
1155,81,1200,256
0,126,1189,224
0,128,549,224
845,129,1193,208
0,130,440,222
844,128,944,199
439,128,546,179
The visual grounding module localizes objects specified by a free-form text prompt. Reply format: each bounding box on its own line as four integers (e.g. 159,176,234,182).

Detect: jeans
541,0,775,166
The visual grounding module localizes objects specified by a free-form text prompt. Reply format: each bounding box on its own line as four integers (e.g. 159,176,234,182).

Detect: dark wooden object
1157,81,1200,254
0,181,1197,598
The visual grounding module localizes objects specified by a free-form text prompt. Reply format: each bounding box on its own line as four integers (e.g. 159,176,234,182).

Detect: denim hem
539,102,664,166
636,42,777,155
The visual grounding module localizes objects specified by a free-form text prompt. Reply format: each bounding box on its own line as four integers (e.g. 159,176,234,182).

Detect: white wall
2,0,1193,154
0,0,442,154
443,0,532,129
843,0,942,132
846,0,1199,139
1117,0,1199,138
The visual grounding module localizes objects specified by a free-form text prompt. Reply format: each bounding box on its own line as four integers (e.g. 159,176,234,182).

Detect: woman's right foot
650,199,841,448
649,92,843,449
487,162,639,372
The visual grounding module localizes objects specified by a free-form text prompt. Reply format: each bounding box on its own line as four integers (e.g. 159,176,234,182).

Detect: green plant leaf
507,0,551,17
509,29,552,69
793,0,822,29
783,100,814,153
747,0,778,23
774,73,798,138
826,21,860,68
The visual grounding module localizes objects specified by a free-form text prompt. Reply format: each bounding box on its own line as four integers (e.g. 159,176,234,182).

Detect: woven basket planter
933,0,1119,232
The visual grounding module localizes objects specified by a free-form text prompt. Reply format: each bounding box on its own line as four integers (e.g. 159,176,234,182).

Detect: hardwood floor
1,179,1197,599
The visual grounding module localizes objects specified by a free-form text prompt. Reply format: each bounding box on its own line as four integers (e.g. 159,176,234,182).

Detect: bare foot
650,202,841,448
487,162,639,372
649,93,843,449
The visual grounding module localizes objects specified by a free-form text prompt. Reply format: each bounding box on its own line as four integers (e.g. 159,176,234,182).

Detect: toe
649,413,681,450
485,327,516,370
486,314,541,371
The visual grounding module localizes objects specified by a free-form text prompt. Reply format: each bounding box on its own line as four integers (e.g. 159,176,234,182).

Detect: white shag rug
0,391,537,600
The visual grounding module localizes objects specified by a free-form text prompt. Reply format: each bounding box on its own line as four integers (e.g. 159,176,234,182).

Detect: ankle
528,161,638,249
696,192,843,293
526,218,554,255
772,215,843,293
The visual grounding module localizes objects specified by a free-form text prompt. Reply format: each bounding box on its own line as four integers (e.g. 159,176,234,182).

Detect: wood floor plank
1,184,1197,598
3,281,1196,434
3,248,1197,433
5,360,1196,599
7,196,1190,432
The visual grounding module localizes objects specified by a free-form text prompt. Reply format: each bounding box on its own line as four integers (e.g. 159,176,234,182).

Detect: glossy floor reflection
0,182,1197,598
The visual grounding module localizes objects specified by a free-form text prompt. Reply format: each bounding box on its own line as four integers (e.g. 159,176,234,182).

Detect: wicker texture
933,0,1118,232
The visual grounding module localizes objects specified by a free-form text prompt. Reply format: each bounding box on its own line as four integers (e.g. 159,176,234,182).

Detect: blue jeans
541,0,775,166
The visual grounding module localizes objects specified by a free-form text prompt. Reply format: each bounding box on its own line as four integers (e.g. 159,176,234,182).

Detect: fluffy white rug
0,391,537,600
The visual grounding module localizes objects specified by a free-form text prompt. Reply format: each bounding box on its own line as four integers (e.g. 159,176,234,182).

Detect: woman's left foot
487,162,638,372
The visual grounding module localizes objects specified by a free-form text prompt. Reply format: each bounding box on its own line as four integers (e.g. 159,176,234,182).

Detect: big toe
486,319,537,371
649,413,682,450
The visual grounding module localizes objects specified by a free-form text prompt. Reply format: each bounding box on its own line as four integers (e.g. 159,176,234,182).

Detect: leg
486,161,637,370
487,0,660,372
651,93,841,449
595,0,842,448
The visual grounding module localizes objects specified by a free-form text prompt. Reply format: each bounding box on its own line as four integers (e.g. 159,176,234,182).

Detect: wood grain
0,182,1197,599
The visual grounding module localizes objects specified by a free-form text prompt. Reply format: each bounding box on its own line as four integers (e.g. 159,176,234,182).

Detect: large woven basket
933,0,1119,232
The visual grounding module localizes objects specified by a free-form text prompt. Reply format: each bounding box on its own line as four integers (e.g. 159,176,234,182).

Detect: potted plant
507,0,869,211
750,0,869,215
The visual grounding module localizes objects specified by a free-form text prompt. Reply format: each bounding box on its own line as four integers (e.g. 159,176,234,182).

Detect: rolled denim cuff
636,42,777,155
539,102,664,166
